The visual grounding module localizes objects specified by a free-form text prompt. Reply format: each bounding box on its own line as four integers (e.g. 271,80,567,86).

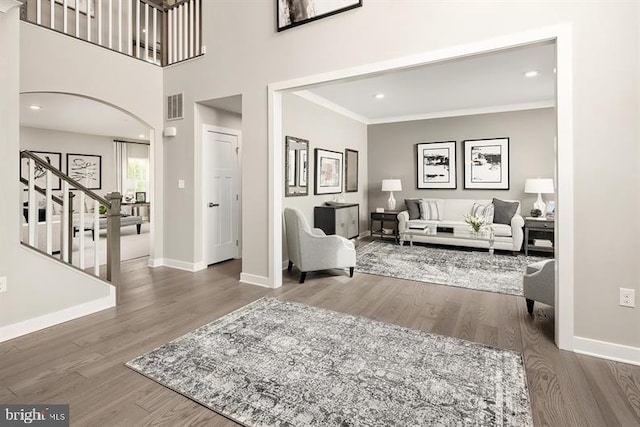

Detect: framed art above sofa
463,138,510,190
416,141,457,189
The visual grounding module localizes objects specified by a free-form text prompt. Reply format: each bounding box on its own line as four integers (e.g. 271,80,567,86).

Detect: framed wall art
314,148,343,195
463,137,510,189
277,0,362,32
21,151,62,190
416,141,456,189
344,148,358,192
285,136,309,197
66,153,102,190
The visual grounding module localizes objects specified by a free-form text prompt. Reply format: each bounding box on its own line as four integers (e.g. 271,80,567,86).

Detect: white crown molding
574,336,640,367
292,90,371,124
0,0,22,14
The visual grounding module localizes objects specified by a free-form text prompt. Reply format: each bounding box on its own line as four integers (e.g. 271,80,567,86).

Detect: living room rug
356,240,546,296
127,298,533,426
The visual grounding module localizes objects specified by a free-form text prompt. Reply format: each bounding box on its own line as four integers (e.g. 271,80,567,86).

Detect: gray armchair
284,208,356,283
523,259,555,315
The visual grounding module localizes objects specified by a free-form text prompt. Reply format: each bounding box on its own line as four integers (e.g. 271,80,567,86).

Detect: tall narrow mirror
285,136,309,197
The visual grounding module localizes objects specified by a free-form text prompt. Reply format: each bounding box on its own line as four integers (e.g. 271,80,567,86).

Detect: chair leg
299,272,307,284
287,261,293,271
526,298,534,315
349,267,354,278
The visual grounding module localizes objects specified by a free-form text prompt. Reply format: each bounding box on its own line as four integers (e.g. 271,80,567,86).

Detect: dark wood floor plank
0,254,638,427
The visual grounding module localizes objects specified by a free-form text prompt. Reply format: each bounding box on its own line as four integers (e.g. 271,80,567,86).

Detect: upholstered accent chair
523,259,555,315
284,208,356,283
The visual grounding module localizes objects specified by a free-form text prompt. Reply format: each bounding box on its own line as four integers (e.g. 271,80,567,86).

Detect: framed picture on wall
277,0,362,32
416,141,457,189
66,153,102,190
344,149,358,192
314,148,343,195
21,151,62,191
298,149,308,187
463,137,510,189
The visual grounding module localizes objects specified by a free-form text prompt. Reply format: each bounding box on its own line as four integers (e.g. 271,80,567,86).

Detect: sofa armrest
510,214,525,251
397,211,409,232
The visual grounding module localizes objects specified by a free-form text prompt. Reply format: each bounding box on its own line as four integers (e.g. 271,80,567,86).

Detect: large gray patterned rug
127,298,533,426
357,241,546,296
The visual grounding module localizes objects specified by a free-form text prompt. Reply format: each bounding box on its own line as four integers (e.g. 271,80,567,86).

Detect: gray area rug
357,241,546,296
127,298,533,426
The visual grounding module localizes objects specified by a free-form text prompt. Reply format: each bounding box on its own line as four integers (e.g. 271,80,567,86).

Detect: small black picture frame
66,153,102,190
135,192,146,203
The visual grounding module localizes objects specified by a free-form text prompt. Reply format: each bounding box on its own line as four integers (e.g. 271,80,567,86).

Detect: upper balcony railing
20,0,202,66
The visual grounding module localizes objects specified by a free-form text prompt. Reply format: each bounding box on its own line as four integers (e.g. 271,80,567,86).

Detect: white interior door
203,130,238,265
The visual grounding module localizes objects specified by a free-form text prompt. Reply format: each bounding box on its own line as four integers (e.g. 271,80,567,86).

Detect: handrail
21,150,111,207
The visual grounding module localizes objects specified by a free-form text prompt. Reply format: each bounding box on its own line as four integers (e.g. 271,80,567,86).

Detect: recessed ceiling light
374,93,385,99
524,71,539,78
29,105,42,110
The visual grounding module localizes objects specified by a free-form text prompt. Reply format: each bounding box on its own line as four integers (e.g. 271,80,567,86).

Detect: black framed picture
135,192,147,203
66,153,102,190
314,148,343,195
463,138,510,189
344,148,358,192
20,151,62,190
277,0,362,32
416,141,456,189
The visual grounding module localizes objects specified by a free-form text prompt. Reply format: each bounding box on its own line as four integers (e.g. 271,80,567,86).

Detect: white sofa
397,198,524,252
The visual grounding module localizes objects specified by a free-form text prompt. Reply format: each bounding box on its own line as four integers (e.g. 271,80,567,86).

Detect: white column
189,0,193,58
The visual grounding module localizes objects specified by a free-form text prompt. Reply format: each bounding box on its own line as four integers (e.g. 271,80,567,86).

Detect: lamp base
533,193,546,216
387,192,396,211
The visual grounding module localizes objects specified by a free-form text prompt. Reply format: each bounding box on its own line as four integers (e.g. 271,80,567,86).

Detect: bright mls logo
0,405,68,426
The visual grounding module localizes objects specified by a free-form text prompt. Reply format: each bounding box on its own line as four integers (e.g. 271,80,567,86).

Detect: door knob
208,203,220,208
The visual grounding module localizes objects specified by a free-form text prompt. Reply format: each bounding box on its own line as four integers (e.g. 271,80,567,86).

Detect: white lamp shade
524,178,554,194
382,179,402,192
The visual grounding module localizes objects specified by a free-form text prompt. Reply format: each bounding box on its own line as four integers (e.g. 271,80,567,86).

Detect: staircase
20,150,122,301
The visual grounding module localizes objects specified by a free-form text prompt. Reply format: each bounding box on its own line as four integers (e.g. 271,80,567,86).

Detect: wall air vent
167,93,184,121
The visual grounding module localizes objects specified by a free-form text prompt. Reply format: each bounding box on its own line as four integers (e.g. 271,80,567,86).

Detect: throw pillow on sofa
404,199,421,219
471,202,495,223
420,200,442,221
492,198,519,224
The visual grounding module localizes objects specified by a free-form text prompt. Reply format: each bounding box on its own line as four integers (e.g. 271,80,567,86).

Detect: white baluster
144,2,149,61
153,7,157,64
195,0,200,55
177,5,182,61
135,0,140,58
28,159,37,247
98,0,102,45
108,0,113,48
127,0,132,55
36,0,41,24
62,181,70,262
50,0,55,29
75,0,79,36
189,0,193,58
79,191,85,269
173,8,178,63
183,3,187,59
63,0,68,33
87,0,91,41
94,199,100,276
46,171,53,255
167,8,173,64
118,0,122,52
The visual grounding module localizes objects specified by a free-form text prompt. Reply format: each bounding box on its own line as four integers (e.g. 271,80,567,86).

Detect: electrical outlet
0,276,7,293
619,288,635,308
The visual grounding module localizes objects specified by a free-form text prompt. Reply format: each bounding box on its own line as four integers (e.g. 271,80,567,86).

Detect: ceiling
19,42,555,138
20,93,150,141
295,42,556,124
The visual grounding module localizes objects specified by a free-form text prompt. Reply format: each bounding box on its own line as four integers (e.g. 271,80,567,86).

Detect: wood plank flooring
1,255,639,426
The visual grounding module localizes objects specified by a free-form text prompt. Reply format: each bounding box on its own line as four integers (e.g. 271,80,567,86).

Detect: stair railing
20,150,121,295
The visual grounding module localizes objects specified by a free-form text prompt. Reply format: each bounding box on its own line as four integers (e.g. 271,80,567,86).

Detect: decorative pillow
471,202,494,224
492,198,519,224
404,199,421,220
419,200,442,221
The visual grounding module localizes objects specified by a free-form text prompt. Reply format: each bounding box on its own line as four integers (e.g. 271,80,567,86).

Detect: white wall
162,2,639,349
368,108,556,214
0,19,163,334
282,92,368,261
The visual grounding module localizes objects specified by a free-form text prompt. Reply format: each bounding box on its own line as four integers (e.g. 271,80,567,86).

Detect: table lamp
524,178,554,215
381,179,402,211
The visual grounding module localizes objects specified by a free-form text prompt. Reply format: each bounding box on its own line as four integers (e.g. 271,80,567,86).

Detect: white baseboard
240,272,273,288
0,288,116,343
149,258,206,272
573,336,640,366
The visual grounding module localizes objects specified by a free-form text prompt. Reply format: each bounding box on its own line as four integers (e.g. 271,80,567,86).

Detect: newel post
106,192,122,301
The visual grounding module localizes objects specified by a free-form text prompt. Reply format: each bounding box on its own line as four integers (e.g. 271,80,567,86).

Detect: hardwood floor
1,256,639,426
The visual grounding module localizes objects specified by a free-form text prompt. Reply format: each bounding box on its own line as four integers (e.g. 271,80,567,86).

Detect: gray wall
160,2,639,349
368,108,556,215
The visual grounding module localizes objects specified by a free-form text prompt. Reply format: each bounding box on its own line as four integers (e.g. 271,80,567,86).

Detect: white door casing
203,129,239,265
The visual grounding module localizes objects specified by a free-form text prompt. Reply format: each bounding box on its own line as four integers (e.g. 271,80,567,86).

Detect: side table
370,211,400,243
524,217,555,256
